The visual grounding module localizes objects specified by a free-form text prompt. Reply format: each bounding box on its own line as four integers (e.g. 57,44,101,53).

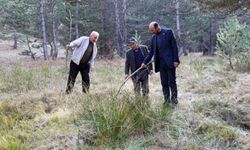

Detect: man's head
149,21,161,34
89,31,99,43
128,37,138,50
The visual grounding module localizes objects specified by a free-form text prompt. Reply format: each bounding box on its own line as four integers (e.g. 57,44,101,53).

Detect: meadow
0,54,250,149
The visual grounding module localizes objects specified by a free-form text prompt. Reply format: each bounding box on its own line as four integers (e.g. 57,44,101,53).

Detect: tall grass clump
0,136,22,150
76,92,165,148
189,58,215,77
195,99,250,130
196,123,239,148
0,65,35,93
0,64,58,93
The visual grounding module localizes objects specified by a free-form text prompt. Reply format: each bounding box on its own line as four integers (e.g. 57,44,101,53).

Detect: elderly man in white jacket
65,31,99,94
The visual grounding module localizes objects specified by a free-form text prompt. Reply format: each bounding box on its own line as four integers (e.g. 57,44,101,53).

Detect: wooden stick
115,60,153,98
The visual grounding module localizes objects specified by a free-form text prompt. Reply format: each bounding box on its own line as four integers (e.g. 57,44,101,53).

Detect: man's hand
66,44,71,49
174,62,179,68
141,63,147,68
125,74,129,79
149,70,153,75
66,44,76,50
90,66,94,72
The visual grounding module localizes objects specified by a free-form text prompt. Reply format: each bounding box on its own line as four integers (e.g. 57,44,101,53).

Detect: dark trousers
66,61,90,94
159,62,178,104
132,70,149,98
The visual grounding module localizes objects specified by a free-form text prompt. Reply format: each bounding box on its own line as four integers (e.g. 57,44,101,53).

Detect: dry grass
0,53,250,149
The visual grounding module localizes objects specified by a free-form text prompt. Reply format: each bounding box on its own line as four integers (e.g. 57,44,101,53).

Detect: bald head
149,21,161,34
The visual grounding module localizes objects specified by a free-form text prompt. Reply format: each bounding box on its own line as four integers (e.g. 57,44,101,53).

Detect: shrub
216,17,250,72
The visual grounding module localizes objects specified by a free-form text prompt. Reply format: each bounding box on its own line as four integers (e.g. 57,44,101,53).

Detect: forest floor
0,39,250,149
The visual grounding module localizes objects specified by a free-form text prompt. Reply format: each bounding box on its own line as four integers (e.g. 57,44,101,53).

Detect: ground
0,39,250,149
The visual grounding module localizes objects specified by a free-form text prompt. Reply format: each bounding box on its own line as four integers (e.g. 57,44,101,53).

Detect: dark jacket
125,45,153,76
143,28,180,73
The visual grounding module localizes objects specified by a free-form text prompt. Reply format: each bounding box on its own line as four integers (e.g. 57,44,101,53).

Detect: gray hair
90,31,99,38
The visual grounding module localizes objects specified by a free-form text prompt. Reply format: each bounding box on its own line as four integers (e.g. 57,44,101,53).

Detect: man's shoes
172,99,178,104
66,89,71,95
163,101,170,107
163,99,178,109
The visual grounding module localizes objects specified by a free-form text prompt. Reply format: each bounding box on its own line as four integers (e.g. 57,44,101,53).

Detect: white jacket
69,36,97,68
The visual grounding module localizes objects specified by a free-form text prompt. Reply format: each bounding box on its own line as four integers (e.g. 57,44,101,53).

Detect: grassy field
0,54,250,149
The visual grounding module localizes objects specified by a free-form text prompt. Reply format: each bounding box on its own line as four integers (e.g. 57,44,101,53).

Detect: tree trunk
136,0,139,28
75,0,80,39
175,0,185,56
113,0,124,57
50,42,53,57
209,20,215,55
229,53,234,70
122,0,127,43
101,0,113,58
26,35,36,60
51,0,58,59
12,27,17,49
65,3,73,70
40,0,48,60
12,20,18,49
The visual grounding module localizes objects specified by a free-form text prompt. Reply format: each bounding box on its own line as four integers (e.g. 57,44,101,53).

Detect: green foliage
0,0,36,31
193,0,250,12
216,17,250,71
133,30,142,45
0,0,217,55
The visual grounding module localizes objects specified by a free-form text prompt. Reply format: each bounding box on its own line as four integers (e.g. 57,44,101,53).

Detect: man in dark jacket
125,37,153,98
142,22,180,105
